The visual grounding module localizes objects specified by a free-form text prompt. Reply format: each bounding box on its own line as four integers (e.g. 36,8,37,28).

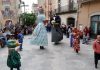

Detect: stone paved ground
0,33,100,70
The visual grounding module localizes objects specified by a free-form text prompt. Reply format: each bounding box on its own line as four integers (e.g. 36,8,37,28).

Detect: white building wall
38,0,45,6
59,13,77,26
61,0,69,6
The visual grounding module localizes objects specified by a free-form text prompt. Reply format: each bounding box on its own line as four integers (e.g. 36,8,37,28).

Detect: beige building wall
60,13,77,25
44,0,49,20
40,0,77,24
51,0,58,11
38,0,48,19
38,0,45,7
38,0,45,11
78,0,100,28
0,0,21,28
51,0,77,26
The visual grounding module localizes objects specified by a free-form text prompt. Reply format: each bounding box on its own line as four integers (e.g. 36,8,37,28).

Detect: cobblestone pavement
0,33,100,70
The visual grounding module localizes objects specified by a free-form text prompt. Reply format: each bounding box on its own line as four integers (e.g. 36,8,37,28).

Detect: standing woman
31,7,48,49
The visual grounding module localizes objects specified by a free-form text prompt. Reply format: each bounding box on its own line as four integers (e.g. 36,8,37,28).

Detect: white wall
61,0,69,6
59,13,77,26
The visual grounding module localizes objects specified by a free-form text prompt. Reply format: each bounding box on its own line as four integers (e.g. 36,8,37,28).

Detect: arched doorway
5,20,14,29
90,15,100,38
5,20,12,26
67,17,75,27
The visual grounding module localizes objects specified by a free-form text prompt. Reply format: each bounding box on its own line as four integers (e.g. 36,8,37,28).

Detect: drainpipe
76,0,80,28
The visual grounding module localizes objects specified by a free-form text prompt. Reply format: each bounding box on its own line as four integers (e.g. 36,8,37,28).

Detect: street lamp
20,1,29,13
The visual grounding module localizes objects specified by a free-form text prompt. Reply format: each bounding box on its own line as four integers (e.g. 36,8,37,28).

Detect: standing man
93,35,100,68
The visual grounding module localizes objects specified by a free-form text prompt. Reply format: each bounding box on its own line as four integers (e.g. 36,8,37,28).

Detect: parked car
0,37,6,48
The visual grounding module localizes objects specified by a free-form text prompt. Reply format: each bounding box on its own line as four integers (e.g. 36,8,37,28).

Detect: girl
7,37,21,70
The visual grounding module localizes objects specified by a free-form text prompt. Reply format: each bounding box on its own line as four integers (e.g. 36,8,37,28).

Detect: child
73,38,80,53
17,30,24,51
7,39,21,70
70,32,74,47
73,30,80,53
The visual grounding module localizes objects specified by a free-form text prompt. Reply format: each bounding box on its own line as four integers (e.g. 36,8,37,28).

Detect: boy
17,30,24,51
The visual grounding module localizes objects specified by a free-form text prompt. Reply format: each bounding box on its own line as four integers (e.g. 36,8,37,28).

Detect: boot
40,46,45,49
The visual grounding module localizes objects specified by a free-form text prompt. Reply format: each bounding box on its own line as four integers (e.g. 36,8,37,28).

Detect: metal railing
55,3,78,14
78,0,94,4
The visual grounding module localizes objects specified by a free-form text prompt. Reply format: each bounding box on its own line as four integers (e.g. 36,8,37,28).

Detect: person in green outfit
7,37,21,70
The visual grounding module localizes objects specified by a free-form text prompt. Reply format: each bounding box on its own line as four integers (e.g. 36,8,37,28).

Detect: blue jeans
19,43,23,50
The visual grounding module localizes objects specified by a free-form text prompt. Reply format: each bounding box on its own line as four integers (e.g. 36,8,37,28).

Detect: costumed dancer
51,15,63,44
73,28,80,53
31,7,48,49
7,38,21,70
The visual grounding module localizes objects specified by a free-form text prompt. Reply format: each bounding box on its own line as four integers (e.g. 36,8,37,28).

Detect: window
58,0,61,12
90,15,100,38
2,0,11,5
91,16,99,21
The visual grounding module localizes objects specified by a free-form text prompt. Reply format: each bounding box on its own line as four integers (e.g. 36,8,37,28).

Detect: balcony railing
78,0,94,4
55,3,78,14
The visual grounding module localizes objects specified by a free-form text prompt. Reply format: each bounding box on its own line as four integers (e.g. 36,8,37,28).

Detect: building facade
78,0,100,37
38,0,50,20
51,0,78,27
32,3,38,15
46,0,78,27
38,0,78,26
0,0,21,28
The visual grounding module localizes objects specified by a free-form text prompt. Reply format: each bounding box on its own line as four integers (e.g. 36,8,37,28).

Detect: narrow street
0,33,99,70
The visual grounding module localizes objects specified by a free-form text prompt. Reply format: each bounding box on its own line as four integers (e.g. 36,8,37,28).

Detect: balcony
78,0,94,4
55,3,78,15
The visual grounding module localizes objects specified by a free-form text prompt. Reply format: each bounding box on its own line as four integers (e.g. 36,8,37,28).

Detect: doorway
67,17,75,27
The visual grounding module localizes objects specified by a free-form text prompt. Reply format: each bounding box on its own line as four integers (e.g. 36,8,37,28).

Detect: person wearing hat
7,39,21,70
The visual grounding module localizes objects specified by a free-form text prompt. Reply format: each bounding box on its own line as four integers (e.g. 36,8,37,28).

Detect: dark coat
51,15,63,42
